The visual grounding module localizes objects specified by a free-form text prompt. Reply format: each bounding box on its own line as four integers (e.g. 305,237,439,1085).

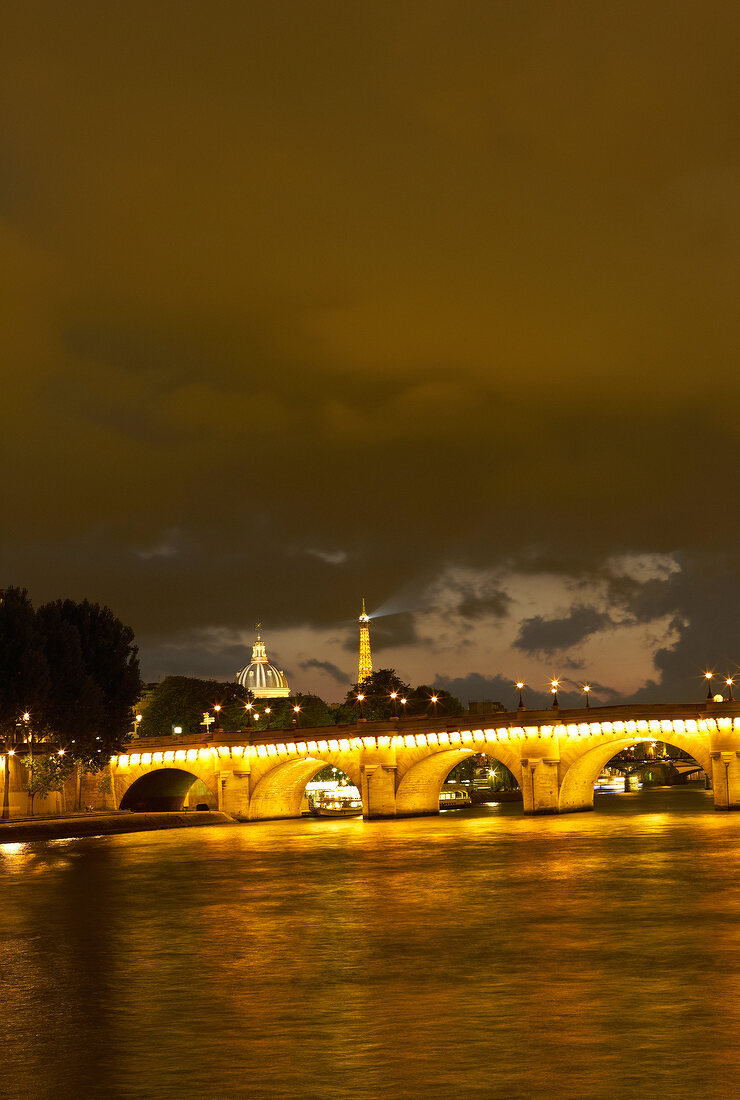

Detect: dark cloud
1,2,739,696
299,658,346,685
515,606,613,656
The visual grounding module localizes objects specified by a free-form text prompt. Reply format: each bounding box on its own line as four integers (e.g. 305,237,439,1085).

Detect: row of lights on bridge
704,671,734,702
518,673,736,710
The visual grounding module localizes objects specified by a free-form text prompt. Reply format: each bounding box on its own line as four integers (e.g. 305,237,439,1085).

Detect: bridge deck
128,699,740,752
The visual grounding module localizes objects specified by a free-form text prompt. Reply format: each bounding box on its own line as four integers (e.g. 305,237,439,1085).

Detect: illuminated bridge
106,700,740,820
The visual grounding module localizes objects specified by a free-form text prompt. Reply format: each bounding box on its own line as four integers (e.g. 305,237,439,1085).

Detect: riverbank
0,810,234,844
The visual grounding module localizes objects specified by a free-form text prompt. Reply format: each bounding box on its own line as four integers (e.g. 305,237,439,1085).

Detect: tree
264,694,335,731
334,669,411,724
333,670,463,724
408,685,463,718
0,588,50,819
22,752,74,814
36,599,141,807
139,676,253,739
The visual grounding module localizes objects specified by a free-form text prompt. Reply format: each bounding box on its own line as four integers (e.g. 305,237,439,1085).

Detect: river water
2,786,740,1100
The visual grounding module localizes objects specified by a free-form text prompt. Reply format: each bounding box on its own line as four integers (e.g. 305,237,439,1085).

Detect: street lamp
400,697,407,718
264,706,271,730
551,679,560,708
705,671,714,700
357,693,365,720
583,684,591,708
213,704,222,731
726,678,735,703
245,702,253,728
516,682,525,710
430,694,439,716
390,691,398,718
293,704,301,727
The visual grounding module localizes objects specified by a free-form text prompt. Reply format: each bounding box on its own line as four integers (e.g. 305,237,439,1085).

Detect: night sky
2,2,739,705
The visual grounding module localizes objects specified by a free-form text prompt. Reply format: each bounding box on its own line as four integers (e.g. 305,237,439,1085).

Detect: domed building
235,628,290,698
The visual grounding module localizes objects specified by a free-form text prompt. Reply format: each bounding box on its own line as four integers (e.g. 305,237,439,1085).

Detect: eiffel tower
357,598,373,685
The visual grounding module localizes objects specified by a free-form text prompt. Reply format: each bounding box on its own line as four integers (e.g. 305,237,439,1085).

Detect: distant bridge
107,700,740,819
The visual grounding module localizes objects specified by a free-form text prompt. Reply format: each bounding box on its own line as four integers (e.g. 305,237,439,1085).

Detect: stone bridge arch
117,765,219,812
558,731,712,813
395,743,524,816
247,751,362,821
112,756,220,812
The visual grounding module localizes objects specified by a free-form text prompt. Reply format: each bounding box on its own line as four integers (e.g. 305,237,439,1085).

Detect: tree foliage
0,588,140,789
0,588,50,741
263,694,335,731
139,676,252,738
36,598,141,770
1,588,51,818
335,669,463,723
23,753,74,801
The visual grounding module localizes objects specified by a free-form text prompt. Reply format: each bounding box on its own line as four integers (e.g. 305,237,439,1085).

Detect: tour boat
312,792,363,817
439,784,472,808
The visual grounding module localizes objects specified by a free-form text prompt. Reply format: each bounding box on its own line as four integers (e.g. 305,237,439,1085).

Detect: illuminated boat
313,792,363,817
439,784,472,808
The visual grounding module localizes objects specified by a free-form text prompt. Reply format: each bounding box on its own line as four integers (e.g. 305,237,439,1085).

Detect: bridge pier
521,756,561,814
360,763,398,818
709,751,740,810
359,743,399,818
220,767,252,817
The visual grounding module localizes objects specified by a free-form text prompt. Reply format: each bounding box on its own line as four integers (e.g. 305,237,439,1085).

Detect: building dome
235,630,290,698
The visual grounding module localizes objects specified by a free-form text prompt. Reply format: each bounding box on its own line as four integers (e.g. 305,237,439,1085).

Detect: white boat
439,784,472,808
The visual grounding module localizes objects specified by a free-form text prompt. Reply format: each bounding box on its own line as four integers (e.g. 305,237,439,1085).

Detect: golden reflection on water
2,787,740,1099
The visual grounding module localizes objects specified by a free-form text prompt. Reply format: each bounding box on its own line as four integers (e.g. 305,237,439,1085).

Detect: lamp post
516,682,525,710
264,706,272,730
245,703,253,728
726,678,735,703
390,691,399,719
430,694,439,717
705,671,714,701
357,693,365,721
213,704,222,732
400,697,407,718
583,684,591,708
551,679,560,708
293,704,301,727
